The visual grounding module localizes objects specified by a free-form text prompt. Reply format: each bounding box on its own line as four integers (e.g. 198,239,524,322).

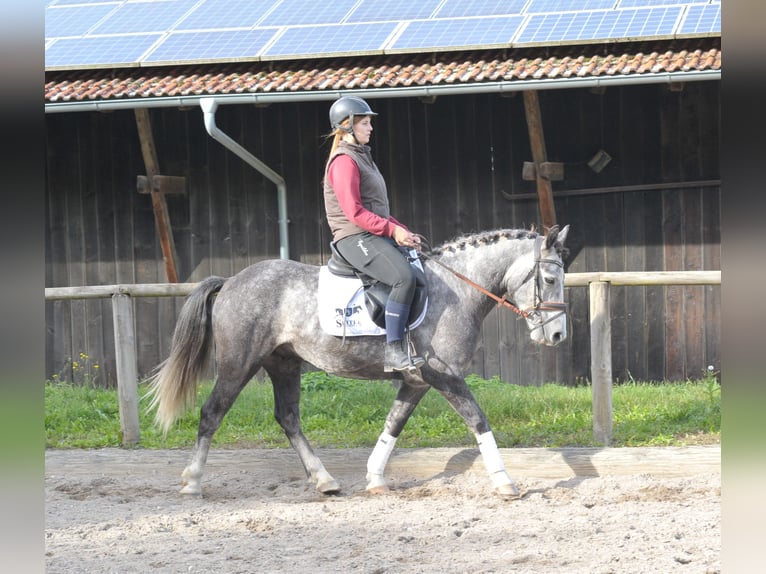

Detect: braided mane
430,228,539,257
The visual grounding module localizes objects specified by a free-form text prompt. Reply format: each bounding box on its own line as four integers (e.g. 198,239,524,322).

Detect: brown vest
323,141,390,242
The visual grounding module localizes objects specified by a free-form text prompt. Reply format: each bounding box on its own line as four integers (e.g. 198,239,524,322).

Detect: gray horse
147,225,570,498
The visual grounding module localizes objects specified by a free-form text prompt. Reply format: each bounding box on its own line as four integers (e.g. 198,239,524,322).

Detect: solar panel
259,0,359,27
435,0,527,19
677,3,721,35
390,16,525,52
526,0,615,13
45,0,721,70
516,6,683,44
143,29,279,63
263,22,397,58
618,0,706,6
347,0,443,23
45,3,118,38
174,0,280,31
45,34,162,69
50,0,119,5
89,0,198,35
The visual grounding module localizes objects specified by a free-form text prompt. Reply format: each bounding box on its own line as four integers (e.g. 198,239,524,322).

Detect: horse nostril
551,332,562,345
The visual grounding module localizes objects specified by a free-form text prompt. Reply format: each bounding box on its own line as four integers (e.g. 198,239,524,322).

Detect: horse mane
430,228,539,257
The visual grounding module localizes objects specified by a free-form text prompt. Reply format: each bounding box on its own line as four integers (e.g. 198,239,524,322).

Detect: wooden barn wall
45,81,720,387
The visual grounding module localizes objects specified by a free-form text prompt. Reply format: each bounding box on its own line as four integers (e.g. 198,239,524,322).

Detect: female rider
323,95,424,372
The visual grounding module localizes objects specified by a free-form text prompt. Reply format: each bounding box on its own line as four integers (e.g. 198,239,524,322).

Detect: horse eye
544,277,555,285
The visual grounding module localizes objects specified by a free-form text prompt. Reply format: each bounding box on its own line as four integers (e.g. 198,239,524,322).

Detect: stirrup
404,331,425,370
384,333,424,373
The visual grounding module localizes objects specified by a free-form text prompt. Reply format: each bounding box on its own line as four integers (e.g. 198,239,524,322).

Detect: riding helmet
329,96,378,132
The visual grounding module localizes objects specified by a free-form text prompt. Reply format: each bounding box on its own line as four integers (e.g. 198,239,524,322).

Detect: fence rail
45,270,721,446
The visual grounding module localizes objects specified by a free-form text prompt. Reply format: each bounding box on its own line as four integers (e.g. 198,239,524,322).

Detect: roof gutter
45,69,720,113
200,97,289,260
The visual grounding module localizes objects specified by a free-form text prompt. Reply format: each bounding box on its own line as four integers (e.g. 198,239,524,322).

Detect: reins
415,234,568,324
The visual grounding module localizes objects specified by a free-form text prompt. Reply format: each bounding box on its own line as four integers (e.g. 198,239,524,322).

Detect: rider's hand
392,226,421,250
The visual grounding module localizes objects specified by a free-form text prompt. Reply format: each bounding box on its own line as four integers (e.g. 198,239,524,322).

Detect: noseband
418,235,567,324
518,235,568,327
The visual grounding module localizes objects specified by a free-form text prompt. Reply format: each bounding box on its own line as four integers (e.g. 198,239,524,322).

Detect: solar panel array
45,0,722,70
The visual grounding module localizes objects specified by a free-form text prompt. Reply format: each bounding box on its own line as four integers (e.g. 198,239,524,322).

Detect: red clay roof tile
45,41,720,104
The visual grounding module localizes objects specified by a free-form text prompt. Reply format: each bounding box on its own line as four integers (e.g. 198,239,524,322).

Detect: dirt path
46,446,720,573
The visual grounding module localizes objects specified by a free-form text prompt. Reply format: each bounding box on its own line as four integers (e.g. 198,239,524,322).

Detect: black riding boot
384,338,425,372
384,301,424,372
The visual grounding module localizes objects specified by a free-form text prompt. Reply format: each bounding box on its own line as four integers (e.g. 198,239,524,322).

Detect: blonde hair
325,117,354,159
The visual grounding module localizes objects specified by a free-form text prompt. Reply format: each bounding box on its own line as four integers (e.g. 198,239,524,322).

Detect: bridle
417,235,567,326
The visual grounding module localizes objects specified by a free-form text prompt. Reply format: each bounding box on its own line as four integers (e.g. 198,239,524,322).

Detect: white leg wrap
366,432,397,491
367,432,397,476
476,431,513,488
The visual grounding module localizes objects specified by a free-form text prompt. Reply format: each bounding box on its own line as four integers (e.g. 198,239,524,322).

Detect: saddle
327,242,428,330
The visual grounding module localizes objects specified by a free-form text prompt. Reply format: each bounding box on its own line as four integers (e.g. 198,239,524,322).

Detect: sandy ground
45,446,720,574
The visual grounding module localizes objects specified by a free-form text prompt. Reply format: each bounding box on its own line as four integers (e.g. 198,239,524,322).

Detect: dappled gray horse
147,225,570,498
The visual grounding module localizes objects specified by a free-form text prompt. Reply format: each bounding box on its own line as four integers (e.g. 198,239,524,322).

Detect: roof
45,38,720,108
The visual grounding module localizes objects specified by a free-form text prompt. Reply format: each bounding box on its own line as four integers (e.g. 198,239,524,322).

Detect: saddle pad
317,266,427,337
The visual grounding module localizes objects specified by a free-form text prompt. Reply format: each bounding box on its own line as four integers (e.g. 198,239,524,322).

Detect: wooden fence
45,270,721,446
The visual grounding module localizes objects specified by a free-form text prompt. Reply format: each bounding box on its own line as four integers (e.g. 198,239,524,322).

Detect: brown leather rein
416,235,568,324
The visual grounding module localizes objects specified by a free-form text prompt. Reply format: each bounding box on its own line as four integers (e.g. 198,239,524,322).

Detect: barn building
45,0,721,387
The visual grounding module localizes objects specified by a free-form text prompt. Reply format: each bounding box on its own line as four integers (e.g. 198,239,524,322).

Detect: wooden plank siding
44,82,721,387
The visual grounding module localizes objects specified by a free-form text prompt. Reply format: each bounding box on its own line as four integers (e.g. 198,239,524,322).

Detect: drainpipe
200,97,289,260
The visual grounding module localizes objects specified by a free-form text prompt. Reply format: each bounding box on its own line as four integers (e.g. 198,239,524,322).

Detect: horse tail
145,276,226,435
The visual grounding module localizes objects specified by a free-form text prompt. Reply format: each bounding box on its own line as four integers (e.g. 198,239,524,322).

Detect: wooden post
112,293,140,445
523,90,557,229
134,108,179,283
589,281,613,445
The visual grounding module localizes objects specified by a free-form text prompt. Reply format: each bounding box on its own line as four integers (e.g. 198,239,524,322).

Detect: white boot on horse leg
477,431,520,499
366,432,397,493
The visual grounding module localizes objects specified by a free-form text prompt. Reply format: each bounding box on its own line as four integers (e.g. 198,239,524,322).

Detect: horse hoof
366,484,390,495
496,482,520,499
180,483,202,495
317,479,341,494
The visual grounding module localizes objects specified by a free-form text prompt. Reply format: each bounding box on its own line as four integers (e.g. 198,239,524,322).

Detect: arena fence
45,270,721,446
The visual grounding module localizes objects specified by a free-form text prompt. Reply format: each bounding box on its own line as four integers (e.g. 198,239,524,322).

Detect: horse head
505,225,570,346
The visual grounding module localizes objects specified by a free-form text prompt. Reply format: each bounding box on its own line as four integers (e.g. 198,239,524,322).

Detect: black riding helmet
329,96,378,133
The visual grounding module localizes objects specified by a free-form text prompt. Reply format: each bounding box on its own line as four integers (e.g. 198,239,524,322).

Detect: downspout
200,97,289,260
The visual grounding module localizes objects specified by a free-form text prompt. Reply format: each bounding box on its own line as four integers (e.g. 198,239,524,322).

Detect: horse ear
556,224,570,246
545,225,560,249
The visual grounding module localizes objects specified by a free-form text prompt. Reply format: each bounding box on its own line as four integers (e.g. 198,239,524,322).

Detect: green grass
45,371,720,449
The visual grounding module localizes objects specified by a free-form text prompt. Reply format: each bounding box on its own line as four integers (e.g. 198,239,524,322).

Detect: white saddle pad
317,266,427,337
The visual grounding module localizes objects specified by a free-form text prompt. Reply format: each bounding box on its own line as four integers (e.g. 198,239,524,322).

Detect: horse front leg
366,376,430,493
428,372,520,499
265,358,339,494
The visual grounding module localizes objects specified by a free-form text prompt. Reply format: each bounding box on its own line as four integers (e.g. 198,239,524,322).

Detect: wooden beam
134,108,179,283
42,270,722,301
522,90,557,229
137,175,187,195
112,293,140,445
590,281,613,445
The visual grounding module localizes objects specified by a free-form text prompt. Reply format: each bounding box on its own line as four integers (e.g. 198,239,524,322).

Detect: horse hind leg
180,365,254,495
264,356,340,494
